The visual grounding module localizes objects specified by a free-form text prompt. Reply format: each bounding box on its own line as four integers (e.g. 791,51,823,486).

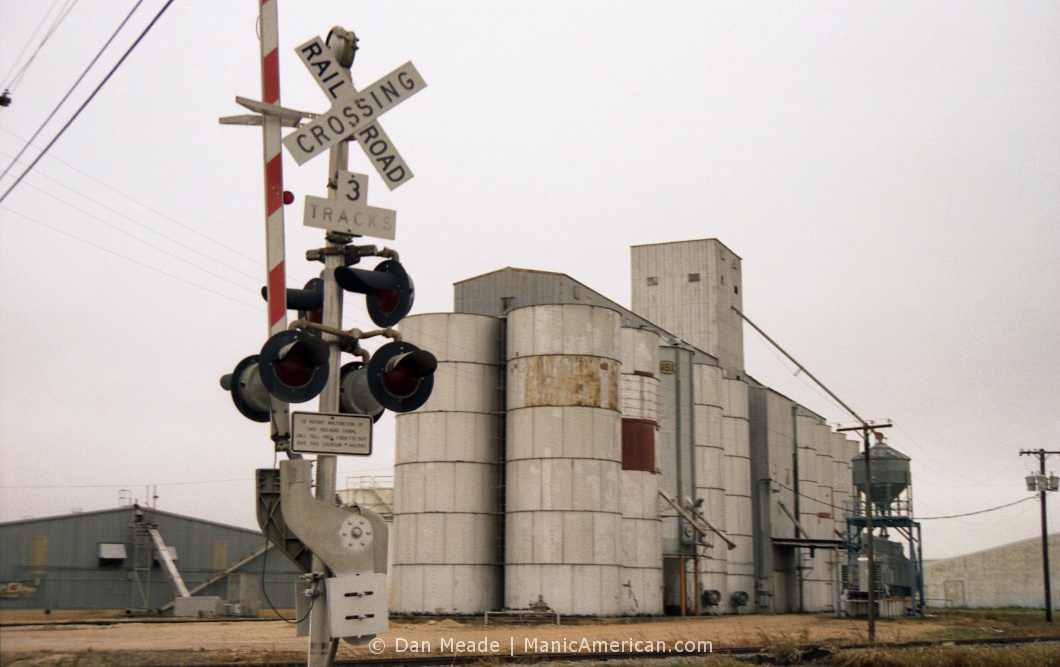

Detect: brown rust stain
518,355,618,409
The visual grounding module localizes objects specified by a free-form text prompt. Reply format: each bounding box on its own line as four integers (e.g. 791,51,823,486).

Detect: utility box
226,573,261,617
173,596,222,617
327,572,387,639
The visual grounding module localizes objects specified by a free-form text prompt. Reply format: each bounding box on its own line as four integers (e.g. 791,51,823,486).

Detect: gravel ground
0,609,1049,666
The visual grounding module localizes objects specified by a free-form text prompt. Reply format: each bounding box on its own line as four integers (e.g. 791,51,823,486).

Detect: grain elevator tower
631,239,745,373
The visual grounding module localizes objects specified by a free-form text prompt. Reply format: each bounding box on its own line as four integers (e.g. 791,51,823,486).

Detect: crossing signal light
257,330,331,403
334,259,414,327
220,330,332,421
365,341,437,412
261,278,324,325
220,355,271,423
338,362,384,421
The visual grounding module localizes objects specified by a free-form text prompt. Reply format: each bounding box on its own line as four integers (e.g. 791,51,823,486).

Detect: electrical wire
15,180,262,293
890,423,1011,488
0,0,176,205
1,0,81,93
1,206,261,310
916,495,1037,521
0,0,67,88
260,492,316,624
0,152,262,284
0,477,250,490
0,126,260,266
0,0,145,186
773,477,1037,525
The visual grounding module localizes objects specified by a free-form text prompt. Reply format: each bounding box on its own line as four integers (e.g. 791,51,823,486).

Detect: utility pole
838,421,891,642
1020,449,1059,622
734,305,892,642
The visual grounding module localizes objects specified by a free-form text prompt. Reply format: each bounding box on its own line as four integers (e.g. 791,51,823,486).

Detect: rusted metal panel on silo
508,355,619,409
622,418,656,472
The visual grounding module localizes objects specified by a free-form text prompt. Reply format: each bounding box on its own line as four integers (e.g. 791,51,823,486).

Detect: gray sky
0,1,1056,561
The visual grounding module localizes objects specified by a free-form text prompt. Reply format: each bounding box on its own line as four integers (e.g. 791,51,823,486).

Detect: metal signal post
257,0,293,450
221,13,433,667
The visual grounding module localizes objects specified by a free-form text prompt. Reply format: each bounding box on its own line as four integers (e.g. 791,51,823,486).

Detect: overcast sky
0,1,1056,561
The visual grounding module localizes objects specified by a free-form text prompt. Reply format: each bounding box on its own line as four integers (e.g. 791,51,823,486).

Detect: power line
0,0,67,87
0,0,176,205
0,477,250,490
17,180,262,294
0,127,261,266
917,495,1036,521
2,0,81,93
1,205,261,310
4,154,263,286
773,477,1036,523
0,0,145,185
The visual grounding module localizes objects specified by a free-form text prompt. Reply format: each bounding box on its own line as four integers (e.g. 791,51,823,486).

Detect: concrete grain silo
391,313,504,613
505,304,623,615
794,411,821,609
811,422,836,610
693,362,728,608
721,375,754,611
830,432,852,538
617,327,663,615
815,426,835,540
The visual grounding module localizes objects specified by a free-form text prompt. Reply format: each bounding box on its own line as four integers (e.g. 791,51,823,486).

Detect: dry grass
828,644,1060,667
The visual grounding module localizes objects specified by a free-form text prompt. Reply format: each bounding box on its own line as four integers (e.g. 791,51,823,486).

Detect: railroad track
164,634,1060,667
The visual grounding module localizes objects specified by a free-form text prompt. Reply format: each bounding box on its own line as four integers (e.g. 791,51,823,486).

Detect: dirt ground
3,608,1058,666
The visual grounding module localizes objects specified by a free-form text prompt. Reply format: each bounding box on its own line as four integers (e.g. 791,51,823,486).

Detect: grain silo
830,432,852,538
505,304,623,615
815,426,835,540
811,422,836,611
693,362,728,609
721,375,753,611
391,313,504,613
793,411,820,609
617,327,663,615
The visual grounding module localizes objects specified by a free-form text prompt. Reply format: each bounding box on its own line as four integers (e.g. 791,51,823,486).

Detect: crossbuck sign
282,36,426,190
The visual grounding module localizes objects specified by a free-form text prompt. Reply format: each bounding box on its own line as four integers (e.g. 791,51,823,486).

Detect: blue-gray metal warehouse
0,504,301,613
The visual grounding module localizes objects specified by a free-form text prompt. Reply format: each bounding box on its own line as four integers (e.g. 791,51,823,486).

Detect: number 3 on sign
337,171,368,204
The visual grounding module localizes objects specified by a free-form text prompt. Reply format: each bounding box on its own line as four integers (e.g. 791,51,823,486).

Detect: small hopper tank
852,441,911,512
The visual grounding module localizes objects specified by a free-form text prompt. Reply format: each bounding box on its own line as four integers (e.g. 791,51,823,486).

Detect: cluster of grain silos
392,304,665,616
388,240,864,617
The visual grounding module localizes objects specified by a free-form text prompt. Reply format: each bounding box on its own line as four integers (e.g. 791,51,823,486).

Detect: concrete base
173,596,221,617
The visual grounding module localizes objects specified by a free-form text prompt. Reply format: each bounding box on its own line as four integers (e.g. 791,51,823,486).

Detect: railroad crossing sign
303,170,397,240
283,36,426,190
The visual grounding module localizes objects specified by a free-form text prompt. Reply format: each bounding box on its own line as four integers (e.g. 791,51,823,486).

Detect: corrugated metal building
0,505,301,611
924,534,1060,609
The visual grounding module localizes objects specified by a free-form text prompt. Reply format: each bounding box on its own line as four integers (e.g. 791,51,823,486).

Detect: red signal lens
273,346,314,388
373,289,400,315
381,359,421,398
282,191,295,205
